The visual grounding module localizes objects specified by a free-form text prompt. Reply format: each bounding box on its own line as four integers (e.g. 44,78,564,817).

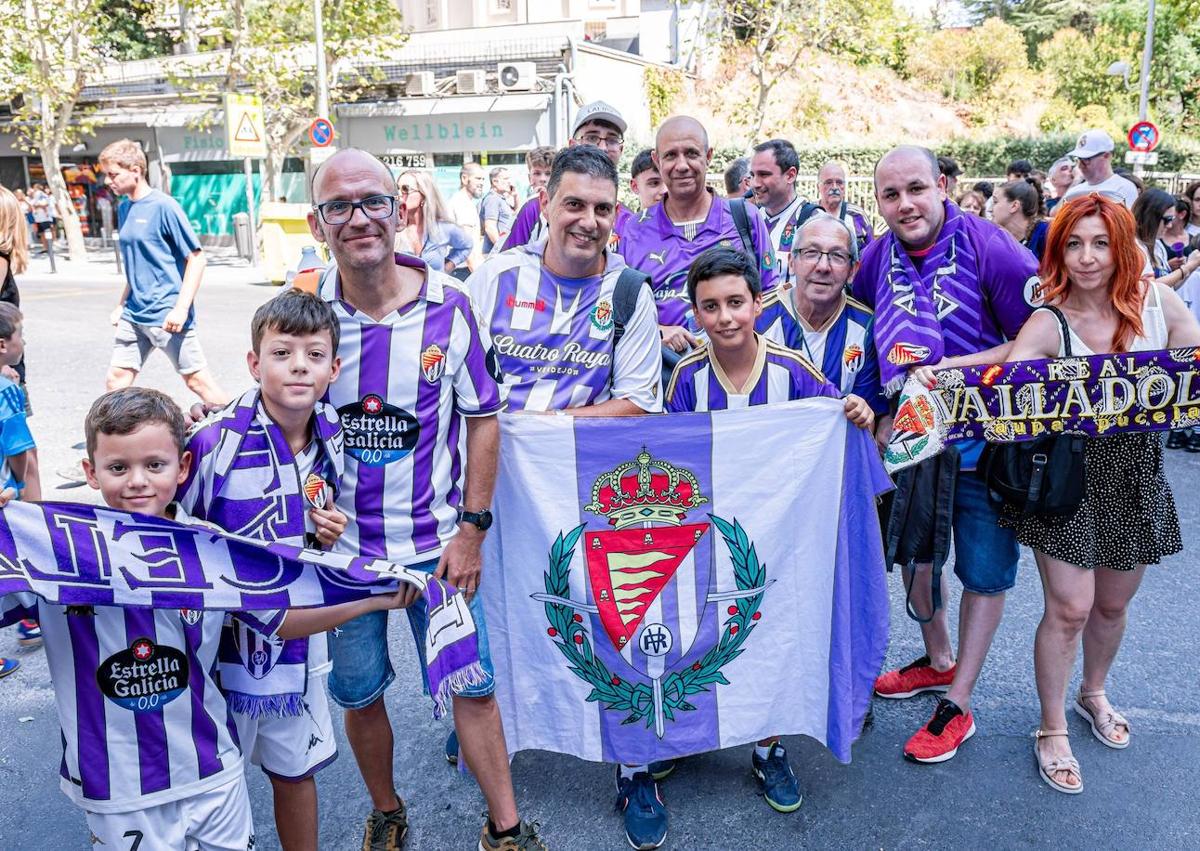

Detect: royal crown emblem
583,447,708,529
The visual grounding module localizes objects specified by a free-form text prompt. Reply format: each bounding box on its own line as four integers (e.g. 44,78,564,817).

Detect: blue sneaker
648,759,676,781
17,619,41,649
0,657,19,679
615,768,668,850
751,743,803,813
445,729,459,765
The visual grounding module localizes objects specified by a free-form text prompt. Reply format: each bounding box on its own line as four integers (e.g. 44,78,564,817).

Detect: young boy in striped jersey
0,387,409,850
177,290,347,851
664,247,873,814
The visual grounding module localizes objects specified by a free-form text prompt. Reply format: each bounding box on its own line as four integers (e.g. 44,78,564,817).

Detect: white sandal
1074,688,1131,750
1034,729,1083,795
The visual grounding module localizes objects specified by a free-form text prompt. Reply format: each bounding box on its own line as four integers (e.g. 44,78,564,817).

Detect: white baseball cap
1067,129,1115,160
572,101,627,137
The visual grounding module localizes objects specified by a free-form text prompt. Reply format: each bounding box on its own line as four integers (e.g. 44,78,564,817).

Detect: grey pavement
1,249,1198,850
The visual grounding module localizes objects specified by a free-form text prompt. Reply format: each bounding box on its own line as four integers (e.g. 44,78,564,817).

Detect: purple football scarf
873,202,979,395
883,347,1200,472
0,501,486,718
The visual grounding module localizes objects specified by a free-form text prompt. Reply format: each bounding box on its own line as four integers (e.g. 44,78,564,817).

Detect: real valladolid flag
485,400,892,765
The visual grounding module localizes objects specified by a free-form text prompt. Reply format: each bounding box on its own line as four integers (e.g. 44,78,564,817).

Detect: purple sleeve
748,204,779,293
176,425,217,517
850,240,886,308
979,229,1038,340
451,297,504,416
500,197,541,251
789,357,840,401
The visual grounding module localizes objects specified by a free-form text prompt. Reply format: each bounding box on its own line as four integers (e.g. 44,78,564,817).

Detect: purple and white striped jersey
0,527,283,812
319,254,504,563
467,240,662,413
665,336,838,412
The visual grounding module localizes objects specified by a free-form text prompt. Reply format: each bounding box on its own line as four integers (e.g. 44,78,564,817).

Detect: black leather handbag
977,306,1087,517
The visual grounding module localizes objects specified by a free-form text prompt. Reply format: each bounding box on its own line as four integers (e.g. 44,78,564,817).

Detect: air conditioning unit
456,69,487,95
406,71,435,96
498,61,536,92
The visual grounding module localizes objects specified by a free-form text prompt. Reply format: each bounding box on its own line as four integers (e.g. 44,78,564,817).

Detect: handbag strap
1041,305,1073,358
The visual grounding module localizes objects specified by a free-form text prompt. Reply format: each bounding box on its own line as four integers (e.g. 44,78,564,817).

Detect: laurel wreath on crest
542,514,765,728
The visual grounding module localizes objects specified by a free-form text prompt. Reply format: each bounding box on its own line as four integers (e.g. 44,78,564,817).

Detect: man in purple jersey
621,115,778,356
852,145,1039,765
500,101,637,256
305,148,545,851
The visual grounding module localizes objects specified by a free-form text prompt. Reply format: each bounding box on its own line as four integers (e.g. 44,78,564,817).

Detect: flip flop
1074,689,1131,750
1034,729,1082,795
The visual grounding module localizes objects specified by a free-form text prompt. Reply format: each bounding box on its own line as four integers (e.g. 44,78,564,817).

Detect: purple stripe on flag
354,324,392,557
824,425,891,762
67,614,110,801
572,414,722,763
123,608,172,795
410,298,455,553
150,590,206,610
184,614,225,779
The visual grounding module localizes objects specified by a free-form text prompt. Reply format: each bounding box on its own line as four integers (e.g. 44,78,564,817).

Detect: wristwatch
458,508,493,531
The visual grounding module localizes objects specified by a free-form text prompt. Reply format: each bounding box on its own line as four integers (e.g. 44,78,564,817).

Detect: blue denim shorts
952,473,1021,595
327,557,496,709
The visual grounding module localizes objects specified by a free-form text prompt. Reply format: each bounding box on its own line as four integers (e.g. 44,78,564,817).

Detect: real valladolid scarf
883,347,1200,472
872,202,982,395
0,500,484,717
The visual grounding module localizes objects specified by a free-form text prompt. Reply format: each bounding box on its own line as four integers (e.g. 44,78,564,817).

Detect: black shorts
33,221,53,234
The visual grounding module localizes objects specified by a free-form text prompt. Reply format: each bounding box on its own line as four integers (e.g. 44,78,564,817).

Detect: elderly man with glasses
500,101,637,255
757,211,887,422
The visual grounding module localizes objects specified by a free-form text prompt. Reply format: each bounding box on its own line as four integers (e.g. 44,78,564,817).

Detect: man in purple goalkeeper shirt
500,101,637,256
621,115,779,357
305,148,546,851
852,145,1039,766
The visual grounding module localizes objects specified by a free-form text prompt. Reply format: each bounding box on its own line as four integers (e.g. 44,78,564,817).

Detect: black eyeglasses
312,194,397,225
1162,214,1177,225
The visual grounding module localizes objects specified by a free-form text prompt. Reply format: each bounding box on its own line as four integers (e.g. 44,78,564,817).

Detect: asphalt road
1,248,1198,850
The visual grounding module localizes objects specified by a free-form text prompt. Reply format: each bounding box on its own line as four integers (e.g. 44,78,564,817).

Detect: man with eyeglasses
1059,129,1138,209
500,101,636,254
757,212,886,419
816,160,874,254
303,148,547,851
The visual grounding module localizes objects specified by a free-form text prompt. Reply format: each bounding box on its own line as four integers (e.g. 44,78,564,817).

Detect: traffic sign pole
244,158,259,267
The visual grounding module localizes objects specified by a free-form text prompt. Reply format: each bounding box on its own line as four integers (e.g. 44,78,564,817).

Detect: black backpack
977,306,1087,517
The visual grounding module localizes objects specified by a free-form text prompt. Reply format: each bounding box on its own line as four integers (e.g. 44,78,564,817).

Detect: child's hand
0,487,17,508
843,394,875,431
374,585,422,611
310,506,347,548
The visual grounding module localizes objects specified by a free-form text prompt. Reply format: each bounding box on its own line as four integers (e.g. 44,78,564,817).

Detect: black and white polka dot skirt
1001,432,1182,570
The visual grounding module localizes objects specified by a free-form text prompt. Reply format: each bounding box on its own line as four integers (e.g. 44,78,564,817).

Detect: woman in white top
1004,193,1200,795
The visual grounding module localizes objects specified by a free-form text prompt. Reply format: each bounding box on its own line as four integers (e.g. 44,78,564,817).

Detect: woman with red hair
1004,194,1200,794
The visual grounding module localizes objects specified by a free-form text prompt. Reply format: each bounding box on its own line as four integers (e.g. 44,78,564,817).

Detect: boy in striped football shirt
664,247,873,816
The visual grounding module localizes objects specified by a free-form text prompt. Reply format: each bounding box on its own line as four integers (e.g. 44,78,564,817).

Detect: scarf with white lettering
872,202,979,395
0,501,485,718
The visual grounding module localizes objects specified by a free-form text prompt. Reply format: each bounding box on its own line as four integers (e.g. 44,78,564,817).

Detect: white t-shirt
1062,173,1139,209
448,188,482,242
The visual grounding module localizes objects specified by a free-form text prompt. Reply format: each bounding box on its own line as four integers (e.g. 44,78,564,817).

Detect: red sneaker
904,698,975,763
874,655,955,699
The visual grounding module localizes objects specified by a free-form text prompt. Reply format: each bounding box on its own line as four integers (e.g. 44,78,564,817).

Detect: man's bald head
655,115,709,152
310,148,396,203
873,145,940,189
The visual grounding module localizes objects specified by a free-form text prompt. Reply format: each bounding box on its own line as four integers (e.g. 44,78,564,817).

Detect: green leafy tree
178,0,406,197
0,0,107,262
97,0,175,60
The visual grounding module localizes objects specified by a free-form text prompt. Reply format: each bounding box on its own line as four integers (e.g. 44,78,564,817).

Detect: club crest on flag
534,447,771,738
421,344,446,383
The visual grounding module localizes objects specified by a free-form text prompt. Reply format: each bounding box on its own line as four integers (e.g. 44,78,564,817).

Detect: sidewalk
20,241,273,288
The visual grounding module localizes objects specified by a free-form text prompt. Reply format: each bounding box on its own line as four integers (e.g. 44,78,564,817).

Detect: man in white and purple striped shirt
306,148,544,850
468,145,661,416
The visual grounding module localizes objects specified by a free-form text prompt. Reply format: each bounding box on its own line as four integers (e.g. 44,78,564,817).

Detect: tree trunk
39,145,87,262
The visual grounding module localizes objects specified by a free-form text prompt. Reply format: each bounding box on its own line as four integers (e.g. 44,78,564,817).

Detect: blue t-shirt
0,375,33,491
479,192,515,254
117,190,201,329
